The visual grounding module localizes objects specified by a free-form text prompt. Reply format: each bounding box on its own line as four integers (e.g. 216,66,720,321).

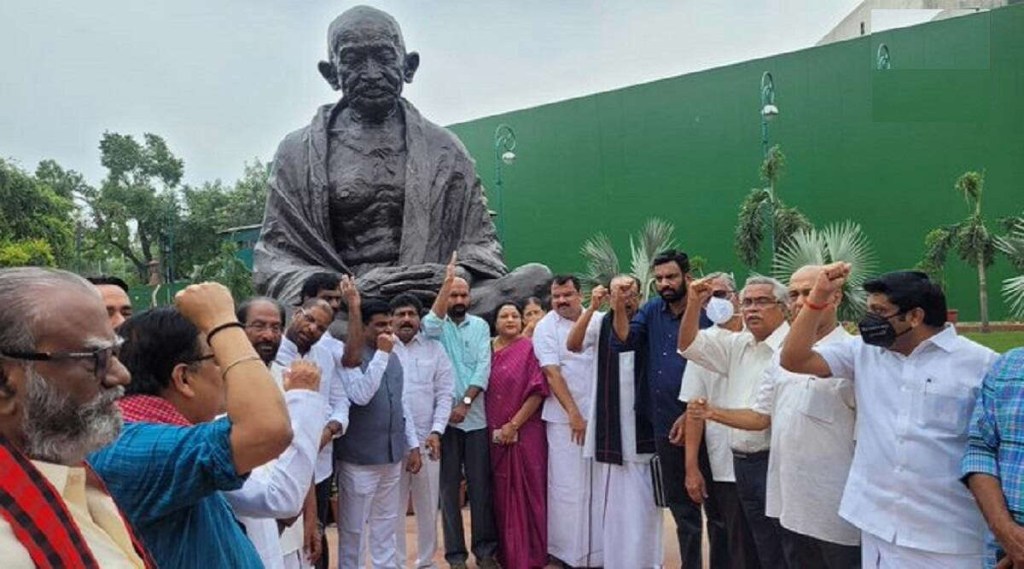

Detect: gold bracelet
220,355,263,381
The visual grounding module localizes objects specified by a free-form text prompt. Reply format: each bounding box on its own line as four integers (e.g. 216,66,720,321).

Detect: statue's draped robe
254,99,507,303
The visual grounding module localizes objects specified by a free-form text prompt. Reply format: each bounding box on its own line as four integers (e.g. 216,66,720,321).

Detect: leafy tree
773,221,877,321
82,132,184,282
995,212,1024,319
0,239,56,268
580,217,679,302
0,158,75,265
921,171,996,331
734,146,812,270
189,242,255,301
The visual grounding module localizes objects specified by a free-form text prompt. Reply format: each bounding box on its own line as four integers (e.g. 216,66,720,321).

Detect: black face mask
858,312,912,348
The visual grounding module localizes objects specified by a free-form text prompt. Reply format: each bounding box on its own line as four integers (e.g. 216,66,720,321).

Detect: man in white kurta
390,294,455,568
575,277,663,569
533,275,605,567
782,266,998,568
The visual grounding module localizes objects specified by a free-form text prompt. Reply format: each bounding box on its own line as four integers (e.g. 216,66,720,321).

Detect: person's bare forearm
511,395,544,427
677,296,703,353
214,328,292,473
779,300,826,373
341,303,363,368
710,408,771,431
567,307,596,353
968,473,1020,543
612,308,630,342
684,412,703,470
430,277,452,319
542,366,580,417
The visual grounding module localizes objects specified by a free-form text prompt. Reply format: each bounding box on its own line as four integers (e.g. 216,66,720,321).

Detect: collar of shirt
915,323,959,354
743,321,790,353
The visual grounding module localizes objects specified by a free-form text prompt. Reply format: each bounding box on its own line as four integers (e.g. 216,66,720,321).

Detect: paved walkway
325,509,689,568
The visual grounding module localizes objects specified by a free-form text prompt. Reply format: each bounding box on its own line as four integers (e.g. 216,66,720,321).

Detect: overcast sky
0,1,869,187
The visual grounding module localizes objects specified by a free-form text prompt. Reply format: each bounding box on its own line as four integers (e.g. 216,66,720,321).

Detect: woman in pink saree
486,302,550,569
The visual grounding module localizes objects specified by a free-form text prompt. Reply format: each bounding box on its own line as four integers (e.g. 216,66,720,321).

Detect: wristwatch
462,396,473,406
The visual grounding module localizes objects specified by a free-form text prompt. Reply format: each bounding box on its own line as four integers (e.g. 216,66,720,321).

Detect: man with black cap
781,265,997,568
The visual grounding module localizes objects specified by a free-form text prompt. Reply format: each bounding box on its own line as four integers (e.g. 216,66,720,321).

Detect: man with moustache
275,278,365,569
89,282,294,567
88,275,134,329
0,267,153,567
688,266,860,568
612,249,716,567
676,272,758,569
333,299,421,569
390,293,454,568
678,275,792,568
235,295,326,569
422,254,500,569
569,274,664,569
533,274,605,567
238,296,287,365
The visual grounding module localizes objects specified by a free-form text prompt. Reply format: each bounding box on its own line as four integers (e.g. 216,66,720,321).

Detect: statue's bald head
318,6,420,120
328,6,406,58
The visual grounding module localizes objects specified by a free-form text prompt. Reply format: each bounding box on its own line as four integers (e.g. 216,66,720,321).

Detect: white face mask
705,296,736,325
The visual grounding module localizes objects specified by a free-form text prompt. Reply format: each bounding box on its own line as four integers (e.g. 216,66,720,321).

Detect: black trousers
655,436,708,569
781,527,861,569
439,427,498,564
733,450,787,569
707,481,761,569
314,476,331,569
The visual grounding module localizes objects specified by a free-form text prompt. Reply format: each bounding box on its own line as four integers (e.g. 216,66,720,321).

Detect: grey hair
704,271,737,292
741,275,789,304
0,267,99,354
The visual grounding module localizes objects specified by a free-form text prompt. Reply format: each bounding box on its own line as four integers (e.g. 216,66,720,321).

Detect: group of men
3,254,1024,569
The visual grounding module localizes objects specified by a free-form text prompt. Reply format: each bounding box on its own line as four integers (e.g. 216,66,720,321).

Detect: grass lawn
963,331,1024,353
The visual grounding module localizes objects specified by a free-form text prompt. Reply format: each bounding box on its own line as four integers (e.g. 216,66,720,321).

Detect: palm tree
734,145,812,271
995,213,1024,319
772,221,877,321
921,171,996,332
580,217,677,303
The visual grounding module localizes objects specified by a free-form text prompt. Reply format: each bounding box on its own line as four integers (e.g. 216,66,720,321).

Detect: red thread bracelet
804,300,829,311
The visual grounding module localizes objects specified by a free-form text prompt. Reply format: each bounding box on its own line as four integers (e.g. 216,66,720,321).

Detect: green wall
449,5,1024,321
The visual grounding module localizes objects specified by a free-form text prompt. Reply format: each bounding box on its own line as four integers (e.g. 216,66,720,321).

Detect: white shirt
393,333,455,443
813,325,997,555
680,322,788,453
580,312,652,463
275,335,385,482
679,325,736,482
752,325,859,546
229,389,325,569
533,310,596,423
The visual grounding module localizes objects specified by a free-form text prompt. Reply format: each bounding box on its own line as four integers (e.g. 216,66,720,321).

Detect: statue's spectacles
0,337,124,382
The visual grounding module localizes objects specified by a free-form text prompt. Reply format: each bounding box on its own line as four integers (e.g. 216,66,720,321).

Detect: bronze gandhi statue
254,6,551,316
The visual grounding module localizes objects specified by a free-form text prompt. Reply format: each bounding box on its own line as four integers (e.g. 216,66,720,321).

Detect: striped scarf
0,436,156,568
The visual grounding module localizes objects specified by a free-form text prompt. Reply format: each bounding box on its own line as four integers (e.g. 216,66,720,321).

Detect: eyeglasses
185,353,217,365
711,290,734,299
740,297,782,308
245,322,283,334
0,337,124,382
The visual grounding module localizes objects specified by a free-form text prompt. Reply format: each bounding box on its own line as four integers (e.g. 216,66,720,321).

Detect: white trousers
395,453,441,568
861,531,983,569
337,460,402,569
547,421,606,567
602,460,664,569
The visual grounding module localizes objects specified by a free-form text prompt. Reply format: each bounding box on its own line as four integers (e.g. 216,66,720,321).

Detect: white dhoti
336,460,402,569
601,460,664,569
547,421,606,567
280,516,310,569
860,531,983,569
395,453,441,568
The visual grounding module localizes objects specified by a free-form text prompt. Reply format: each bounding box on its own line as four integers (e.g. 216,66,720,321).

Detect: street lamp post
760,71,780,264
493,124,517,241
